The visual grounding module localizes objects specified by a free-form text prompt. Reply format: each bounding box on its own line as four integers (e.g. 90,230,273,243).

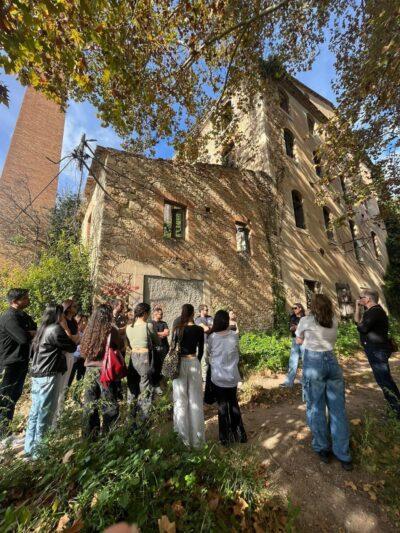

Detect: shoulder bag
100,333,128,388
162,327,183,380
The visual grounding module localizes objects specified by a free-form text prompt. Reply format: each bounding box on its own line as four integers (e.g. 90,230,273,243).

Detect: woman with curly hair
80,304,124,437
296,294,352,470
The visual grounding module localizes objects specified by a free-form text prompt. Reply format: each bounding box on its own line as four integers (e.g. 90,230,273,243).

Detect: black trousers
213,384,247,445
68,357,86,387
82,367,119,437
365,346,400,418
0,361,29,437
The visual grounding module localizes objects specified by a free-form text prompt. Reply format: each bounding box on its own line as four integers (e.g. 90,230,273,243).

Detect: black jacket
0,307,37,368
357,305,390,349
31,324,77,377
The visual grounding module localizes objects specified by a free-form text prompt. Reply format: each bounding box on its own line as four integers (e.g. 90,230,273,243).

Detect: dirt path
205,353,400,533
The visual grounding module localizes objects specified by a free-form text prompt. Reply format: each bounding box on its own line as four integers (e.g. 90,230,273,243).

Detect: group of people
0,286,399,468
0,291,244,457
280,289,400,470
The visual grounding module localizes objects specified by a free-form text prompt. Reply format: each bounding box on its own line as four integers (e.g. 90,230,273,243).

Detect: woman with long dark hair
24,304,77,457
125,302,160,422
296,294,352,470
80,304,124,437
281,302,306,388
207,310,247,445
173,303,205,447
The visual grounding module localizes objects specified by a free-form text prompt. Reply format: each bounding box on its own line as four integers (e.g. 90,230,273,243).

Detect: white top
207,330,241,388
295,315,338,352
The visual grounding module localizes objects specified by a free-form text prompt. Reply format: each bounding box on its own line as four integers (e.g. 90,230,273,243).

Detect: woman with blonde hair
296,294,352,470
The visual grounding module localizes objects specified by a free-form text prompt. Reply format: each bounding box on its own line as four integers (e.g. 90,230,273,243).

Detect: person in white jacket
207,310,247,446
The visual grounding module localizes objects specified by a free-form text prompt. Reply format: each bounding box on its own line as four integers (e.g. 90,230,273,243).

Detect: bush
240,321,364,374
240,332,291,373
0,400,290,532
0,235,92,321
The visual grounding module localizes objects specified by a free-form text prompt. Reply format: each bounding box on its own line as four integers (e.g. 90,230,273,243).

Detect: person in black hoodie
0,288,36,441
355,288,400,419
24,304,77,458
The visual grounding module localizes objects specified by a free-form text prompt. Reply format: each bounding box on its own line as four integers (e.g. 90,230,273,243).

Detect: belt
182,354,197,360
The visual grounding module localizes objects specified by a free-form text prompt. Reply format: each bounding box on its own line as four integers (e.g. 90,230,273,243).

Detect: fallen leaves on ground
171,500,185,517
344,480,357,491
350,418,362,426
207,490,220,511
158,515,176,533
233,496,249,516
56,514,70,531
62,449,75,464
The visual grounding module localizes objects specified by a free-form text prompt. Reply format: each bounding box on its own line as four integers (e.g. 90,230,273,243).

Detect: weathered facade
83,77,389,329
83,151,276,330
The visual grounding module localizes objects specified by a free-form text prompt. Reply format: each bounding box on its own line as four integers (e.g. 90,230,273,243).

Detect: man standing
152,306,170,395
0,288,37,441
195,304,213,382
355,288,400,419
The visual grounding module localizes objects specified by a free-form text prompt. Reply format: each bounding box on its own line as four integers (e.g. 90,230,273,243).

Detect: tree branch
179,0,291,72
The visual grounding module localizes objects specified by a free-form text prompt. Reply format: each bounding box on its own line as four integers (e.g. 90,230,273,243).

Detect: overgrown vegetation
383,203,400,319
351,414,400,528
0,234,92,321
240,322,366,374
0,397,292,532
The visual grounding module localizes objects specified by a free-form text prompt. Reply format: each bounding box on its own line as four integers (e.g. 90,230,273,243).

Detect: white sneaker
154,386,163,396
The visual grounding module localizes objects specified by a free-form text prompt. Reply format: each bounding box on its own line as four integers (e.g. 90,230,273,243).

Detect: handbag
161,328,183,380
100,333,128,388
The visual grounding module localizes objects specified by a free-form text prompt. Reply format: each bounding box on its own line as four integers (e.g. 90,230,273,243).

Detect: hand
356,299,363,307
59,315,68,329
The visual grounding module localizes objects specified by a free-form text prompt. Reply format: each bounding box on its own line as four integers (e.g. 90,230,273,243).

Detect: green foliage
0,235,92,321
335,321,360,358
240,321,363,374
351,414,400,528
0,399,288,532
47,192,81,246
240,331,291,373
383,204,400,318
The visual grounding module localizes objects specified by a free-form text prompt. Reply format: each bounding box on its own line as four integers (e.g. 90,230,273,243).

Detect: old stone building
0,87,65,267
82,76,388,329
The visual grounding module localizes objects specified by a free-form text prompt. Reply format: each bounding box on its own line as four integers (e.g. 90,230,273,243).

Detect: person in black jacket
0,288,37,440
24,304,77,458
355,288,400,419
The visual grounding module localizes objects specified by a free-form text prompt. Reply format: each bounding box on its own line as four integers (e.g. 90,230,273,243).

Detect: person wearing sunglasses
281,302,306,388
355,289,400,419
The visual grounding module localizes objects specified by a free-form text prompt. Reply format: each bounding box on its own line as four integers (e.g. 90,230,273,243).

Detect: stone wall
83,148,276,331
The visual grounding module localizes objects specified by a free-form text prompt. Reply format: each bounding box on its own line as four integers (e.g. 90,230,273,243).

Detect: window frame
278,89,290,114
292,190,306,229
322,206,334,241
163,200,187,240
283,128,295,159
235,221,251,255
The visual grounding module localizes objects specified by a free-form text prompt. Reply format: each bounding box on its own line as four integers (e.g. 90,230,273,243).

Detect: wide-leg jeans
173,358,205,448
302,349,351,462
24,375,60,457
284,338,303,386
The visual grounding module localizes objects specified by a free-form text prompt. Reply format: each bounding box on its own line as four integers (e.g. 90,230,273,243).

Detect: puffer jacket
31,324,77,377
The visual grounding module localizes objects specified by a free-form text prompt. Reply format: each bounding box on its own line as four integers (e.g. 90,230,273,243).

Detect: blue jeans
284,339,303,386
364,345,400,417
302,349,351,462
24,376,60,457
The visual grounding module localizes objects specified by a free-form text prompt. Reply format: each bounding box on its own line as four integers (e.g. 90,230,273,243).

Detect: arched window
349,219,361,261
371,231,379,259
292,190,306,229
322,207,334,240
284,129,295,158
313,150,323,177
279,89,290,114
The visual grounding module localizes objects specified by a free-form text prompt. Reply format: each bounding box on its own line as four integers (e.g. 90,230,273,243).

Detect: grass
0,393,292,532
351,413,400,527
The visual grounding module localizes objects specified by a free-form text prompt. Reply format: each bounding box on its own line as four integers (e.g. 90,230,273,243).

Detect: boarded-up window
307,115,315,135
221,142,235,167
304,279,321,308
335,282,354,319
163,201,186,239
349,219,361,261
235,222,250,254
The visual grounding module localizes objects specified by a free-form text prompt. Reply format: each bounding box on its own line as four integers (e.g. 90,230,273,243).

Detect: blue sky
0,41,336,196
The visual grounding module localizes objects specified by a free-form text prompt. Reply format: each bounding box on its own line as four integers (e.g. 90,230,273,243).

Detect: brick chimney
0,87,65,267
